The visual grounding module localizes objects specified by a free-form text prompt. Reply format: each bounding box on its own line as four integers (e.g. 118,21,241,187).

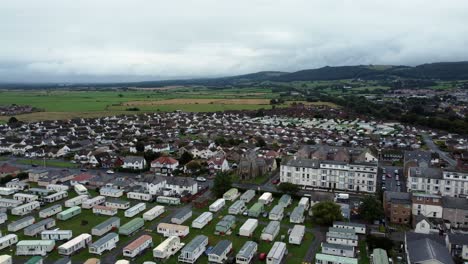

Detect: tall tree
359,195,384,222
276,182,299,195
178,151,194,166
212,172,232,198
311,201,343,226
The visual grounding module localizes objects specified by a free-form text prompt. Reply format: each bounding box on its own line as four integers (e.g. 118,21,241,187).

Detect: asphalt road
422,133,456,166
380,166,405,192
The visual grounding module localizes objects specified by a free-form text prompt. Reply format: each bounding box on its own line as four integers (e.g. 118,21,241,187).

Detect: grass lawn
359,241,370,264
16,159,79,168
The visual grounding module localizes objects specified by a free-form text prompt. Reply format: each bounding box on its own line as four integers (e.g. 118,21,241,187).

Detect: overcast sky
1,0,468,83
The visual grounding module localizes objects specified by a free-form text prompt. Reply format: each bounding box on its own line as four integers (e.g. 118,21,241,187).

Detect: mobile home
289,225,305,245
208,240,232,264
240,190,255,203
123,234,153,258
228,200,246,215
0,187,17,196
269,205,284,221
27,188,51,197
315,253,358,264
236,241,257,264
156,196,180,205
298,197,310,210
326,232,358,247
333,221,366,235
258,192,273,205
82,196,106,209
46,184,69,192
261,221,280,241
39,204,62,218
99,187,123,198
215,215,236,235
11,201,40,216
248,203,264,218
118,218,144,236
53,257,71,264
239,219,258,237
278,194,292,207
153,236,184,259
92,217,120,236
124,203,146,217
127,192,152,201
0,234,18,250
0,213,7,225
0,198,22,208
266,242,287,264
191,212,213,229
89,232,119,255
156,223,189,237
43,191,68,203
290,206,305,224
93,205,117,216
16,240,55,256
105,199,130,210
57,206,81,221
0,255,12,264
321,243,355,258
171,208,192,225
41,230,73,241
143,205,165,221
58,234,92,255
209,198,226,212
24,218,56,237
178,235,208,264
74,184,88,195
7,216,35,232
64,195,89,207
13,193,38,203
223,188,239,201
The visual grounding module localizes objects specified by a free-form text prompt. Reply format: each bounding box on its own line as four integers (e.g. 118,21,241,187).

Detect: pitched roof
406,238,454,264
151,156,178,165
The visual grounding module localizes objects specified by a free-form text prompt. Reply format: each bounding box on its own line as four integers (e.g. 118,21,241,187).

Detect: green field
16,159,79,168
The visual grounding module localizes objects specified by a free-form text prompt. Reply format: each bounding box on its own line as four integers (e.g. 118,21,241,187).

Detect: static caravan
53,257,71,264
269,205,284,221
124,203,146,218
266,242,287,264
58,234,92,256
64,195,89,207
153,236,184,259
208,240,232,264
278,194,292,208
171,208,192,225
261,221,280,241
0,198,22,208
46,184,69,192
298,197,310,210
209,198,225,212
248,203,264,218
82,196,106,209
118,218,144,236
24,218,56,237
89,232,119,255
0,255,12,264
6,181,29,191
123,234,153,258
99,187,123,198
7,216,35,232
215,215,236,235
57,206,81,221
27,188,51,197
156,196,180,205
236,241,257,264
290,206,305,224
321,243,355,258
191,212,213,229
74,184,88,195
156,223,189,237
333,221,366,235
239,219,258,237
93,205,117,216
228,200,246,215
258,192,273,205
0,213,7,225
105,199,130,210
0,187,17,196
43,191,68,203
143,205,165,221
223,188,239,201
16,240,55,256
325,232,358,247
240,190,255,203
315,253,358,264
127,192,152,201
0,234,18,250
289,225,305,245
13,193,38,203
11,201,40,216
40,230,73,241
115,260,129,264
178,235,208,264
39,205,62,218
92,217,120,236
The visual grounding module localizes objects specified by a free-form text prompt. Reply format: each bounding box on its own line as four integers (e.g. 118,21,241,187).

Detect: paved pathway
422,133,456,166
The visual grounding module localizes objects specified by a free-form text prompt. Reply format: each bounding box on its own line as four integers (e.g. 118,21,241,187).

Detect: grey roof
106,199,130,205
409,167,443,179
404,150,432,165
93,217,120,230
237,241,257,258
53,257,71,264
41,204,61,212
333,221,366,228
384,191,411,204
326,232,358,240
329,227,357,235
442,196,468,210
407,238,454,264
25,218,54,231
283,157,320,168
322,242,355,251
91,232,118,248
172,207,191,219
10,216,35,226
210,240,232,256
123,156,145,163
263,221,280,235
447,233,468,245
182,235,208,253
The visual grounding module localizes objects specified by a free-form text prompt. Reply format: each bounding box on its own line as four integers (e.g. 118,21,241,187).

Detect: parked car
106,170,115,174
271,179,280,185
196,177,207,182
262,212,269,218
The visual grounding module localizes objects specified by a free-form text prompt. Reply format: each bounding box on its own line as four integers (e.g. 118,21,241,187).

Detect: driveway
422,134,456,166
